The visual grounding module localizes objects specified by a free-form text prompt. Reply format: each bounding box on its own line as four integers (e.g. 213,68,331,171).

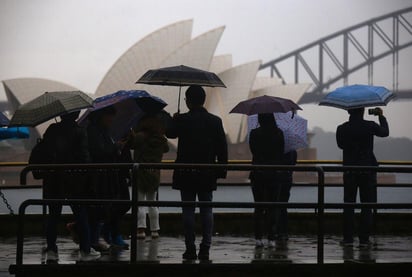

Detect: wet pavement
1,235,412,276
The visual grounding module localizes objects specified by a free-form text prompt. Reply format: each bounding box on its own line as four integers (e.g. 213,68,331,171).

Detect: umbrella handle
177,86,182,113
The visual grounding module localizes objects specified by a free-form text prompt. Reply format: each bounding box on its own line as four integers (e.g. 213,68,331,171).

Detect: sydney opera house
2,20,310,154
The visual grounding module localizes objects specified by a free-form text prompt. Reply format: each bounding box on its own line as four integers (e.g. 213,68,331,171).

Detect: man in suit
167,85,228,261
336,107,389,247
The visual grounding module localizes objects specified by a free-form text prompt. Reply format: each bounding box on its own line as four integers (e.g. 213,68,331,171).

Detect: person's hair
185,85,206,106
258,113,277,128
348,107,365,117
60,111,80,121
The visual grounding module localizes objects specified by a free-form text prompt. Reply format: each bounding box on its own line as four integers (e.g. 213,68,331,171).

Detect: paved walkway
2,235,412,276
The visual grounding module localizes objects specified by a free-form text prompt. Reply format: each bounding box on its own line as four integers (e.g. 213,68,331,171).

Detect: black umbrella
136,65,226,112
9,91,93,127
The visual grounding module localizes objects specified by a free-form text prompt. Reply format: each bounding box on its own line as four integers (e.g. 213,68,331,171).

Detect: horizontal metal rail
3,159,412,166
12,163,412,268
16,163,325,265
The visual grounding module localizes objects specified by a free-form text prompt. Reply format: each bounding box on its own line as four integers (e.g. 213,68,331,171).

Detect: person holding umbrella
167,85,228,261
9,90,98,262
337,107,389,247
320,84,392,248
87,106,130,251
249,113,285,248
231,95,303,248
40,111,101,262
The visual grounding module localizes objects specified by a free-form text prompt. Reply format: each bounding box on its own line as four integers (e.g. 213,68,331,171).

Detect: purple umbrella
79,90,167,140
230,95,302,115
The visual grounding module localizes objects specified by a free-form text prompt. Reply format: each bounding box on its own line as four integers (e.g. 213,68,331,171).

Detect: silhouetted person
132,114,169,240
40,111,99,262
336,107,389,247
167,85,228,261
87,106,129,250
249,113,285,248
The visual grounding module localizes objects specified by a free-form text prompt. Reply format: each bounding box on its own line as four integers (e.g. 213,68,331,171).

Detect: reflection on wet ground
1,235,412,275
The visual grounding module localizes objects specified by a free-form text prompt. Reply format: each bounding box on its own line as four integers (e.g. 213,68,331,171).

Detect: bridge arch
260,7,412,103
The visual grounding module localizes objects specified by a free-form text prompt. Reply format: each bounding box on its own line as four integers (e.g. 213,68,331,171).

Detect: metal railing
11,163,412,266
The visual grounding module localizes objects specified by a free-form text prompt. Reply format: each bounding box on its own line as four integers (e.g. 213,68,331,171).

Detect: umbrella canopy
248,112,308,153
230,95,302,115
0,112,9,127
319,84,394,110
9,91,93,127
0,127,30,141
136,65,226,112
79,90,167,140
136,65,226,88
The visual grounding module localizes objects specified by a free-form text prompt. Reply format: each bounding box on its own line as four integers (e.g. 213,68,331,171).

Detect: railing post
317,167,325,264
16,201,28,265
130,163,139,263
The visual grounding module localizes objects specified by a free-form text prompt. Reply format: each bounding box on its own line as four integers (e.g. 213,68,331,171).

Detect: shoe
182,249,197,260
46,249,59,262
112,235,129,249
151,231,159,239
137,231,146,240
255,240,264,248
340,240,354,247
198,247,210,261
92,239,111,252
79,248,101,262
268,240,276,248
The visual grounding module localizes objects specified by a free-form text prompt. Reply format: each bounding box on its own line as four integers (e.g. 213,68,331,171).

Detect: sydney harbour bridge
259,6,412,104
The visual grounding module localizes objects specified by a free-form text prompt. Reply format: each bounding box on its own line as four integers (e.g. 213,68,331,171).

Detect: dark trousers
277,183,292,238
343,172,377,243
180,190,213,251
251,180,282,241
46,204,62,252
71,205,92,253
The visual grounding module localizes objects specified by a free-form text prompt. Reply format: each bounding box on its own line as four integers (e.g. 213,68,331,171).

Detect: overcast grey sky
1,0,411,138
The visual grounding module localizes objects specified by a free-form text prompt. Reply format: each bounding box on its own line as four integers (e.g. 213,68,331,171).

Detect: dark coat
249,125,285,182
166,107,228,191
336,115,389,166
42,120,90,199
87,123,121,199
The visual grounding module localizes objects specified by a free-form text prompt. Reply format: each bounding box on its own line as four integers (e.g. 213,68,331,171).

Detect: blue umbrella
0,127,30,141
0,112,9,127
80,90,167,140
319,84,394,110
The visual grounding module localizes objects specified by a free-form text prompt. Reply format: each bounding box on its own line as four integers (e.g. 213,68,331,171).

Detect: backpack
29,138,54,179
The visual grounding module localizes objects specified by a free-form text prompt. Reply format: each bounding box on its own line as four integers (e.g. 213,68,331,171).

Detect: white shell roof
206,60,261,144
209,54,233,74
95,20,193,96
